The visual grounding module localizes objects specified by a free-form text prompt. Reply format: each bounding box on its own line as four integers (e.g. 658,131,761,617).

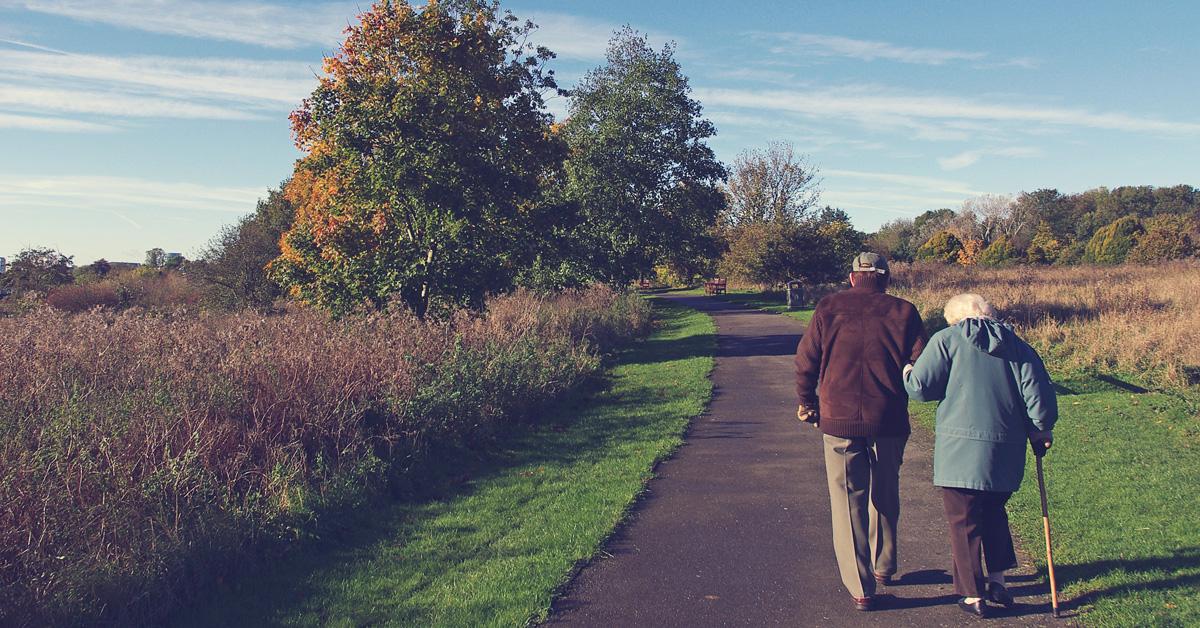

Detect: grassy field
670,286,816,323
702,267,1200,627
172,301,715,627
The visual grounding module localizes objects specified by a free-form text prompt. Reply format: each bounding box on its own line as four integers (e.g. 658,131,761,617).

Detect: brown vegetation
891,261,1200,386
0,286,649,625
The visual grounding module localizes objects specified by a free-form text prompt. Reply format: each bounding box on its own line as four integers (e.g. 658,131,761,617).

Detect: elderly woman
903,294,1057,619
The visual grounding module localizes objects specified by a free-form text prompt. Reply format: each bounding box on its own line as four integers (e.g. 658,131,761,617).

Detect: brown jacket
795,285,927,438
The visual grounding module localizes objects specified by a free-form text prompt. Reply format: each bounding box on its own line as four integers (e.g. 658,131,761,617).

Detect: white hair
944,293,997,325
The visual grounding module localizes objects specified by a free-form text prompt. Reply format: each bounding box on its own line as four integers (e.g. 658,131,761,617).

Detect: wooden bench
636,278,653,291
704,278,727,295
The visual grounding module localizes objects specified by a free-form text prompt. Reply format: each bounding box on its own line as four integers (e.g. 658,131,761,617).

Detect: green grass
909,374,1200,627
172,300,715,628
669,286,815,323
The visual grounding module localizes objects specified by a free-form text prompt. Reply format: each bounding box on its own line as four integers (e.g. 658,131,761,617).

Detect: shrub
1127,214,1198,263
1084,215,1143,264
976,236,1016,267
915,230,963,263
0,286,649,625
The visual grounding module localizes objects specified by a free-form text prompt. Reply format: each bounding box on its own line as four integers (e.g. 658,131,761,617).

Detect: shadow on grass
170,302,715,626
1054,546,1200,615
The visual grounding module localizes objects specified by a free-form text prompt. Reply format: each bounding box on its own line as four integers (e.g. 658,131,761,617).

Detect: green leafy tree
0,248,74,294
805,206,865,283
977,236,1016,267
867,218,918,262
915,230,963,263
195,185,296,310
1084,215,1143,264
271,0,565,316
718,220,807,286
1127,214,1198,263
560,27,727,286
1026,222,1065,264
143,248,165,269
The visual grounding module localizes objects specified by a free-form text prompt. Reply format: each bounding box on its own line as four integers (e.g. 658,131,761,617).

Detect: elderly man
794,252,927,611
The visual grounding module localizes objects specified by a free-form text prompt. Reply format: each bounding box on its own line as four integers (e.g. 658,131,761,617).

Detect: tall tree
195,184,295,310
560,27,727,285
0,248,74,294
724,141,819,226
271,0,565,316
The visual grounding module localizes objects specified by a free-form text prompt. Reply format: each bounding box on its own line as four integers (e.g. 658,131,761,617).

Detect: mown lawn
910,375,1200,627
173,301,715,627
669,287,815,323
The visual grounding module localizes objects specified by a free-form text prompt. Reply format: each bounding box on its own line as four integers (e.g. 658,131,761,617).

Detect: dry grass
891,261,1200,387
0,286,649,626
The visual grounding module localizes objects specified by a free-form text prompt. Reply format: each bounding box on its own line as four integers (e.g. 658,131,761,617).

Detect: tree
724,141,819,226
976,236,1016,267
1084,215,1143,264
867,218,917,262
560,27,727,285
195,185,296,310
1127,214,1198,263
915,230,963,263
144,248,166,269
0,248,74,293
1026,221,1064,264
271,0,565,316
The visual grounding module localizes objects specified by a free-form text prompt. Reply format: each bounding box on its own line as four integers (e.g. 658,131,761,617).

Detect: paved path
548,295,1056,627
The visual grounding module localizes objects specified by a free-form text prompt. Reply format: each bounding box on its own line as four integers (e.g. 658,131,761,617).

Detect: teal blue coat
904,318,1058,492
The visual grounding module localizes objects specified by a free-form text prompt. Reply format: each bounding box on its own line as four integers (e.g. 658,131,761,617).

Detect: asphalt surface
547,295,1060,627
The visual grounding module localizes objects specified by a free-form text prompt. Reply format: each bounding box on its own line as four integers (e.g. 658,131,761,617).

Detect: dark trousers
941,487,1018,597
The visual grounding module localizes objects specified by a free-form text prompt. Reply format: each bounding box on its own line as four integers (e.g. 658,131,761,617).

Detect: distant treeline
869,185,1200,266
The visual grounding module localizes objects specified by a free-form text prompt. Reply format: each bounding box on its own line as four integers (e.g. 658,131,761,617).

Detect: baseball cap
851,252,889,274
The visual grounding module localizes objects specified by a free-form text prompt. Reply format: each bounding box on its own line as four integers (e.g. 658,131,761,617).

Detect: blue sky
2,0,1198,264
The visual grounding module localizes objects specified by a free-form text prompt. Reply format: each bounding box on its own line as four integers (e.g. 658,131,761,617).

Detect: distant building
0,256,6,274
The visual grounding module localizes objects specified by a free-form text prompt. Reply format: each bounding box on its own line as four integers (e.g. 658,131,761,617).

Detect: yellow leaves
473,94,483,109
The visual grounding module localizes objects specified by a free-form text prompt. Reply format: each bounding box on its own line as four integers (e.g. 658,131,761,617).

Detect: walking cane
1035,445,1060,618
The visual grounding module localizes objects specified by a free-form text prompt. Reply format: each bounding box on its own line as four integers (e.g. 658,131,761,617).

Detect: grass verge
668,287,815,324
910,374,1200,627
171,300,715,627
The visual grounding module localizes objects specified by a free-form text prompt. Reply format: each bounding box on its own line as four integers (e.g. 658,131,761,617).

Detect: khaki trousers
822,434,908,598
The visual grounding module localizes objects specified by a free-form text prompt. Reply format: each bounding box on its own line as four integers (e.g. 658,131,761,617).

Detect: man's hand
1029,430,1053,457
796,404,819,427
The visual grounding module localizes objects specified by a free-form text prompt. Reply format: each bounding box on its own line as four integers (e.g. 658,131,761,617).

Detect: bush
0,286,649,625
1084,215,1143,264
915,230,963,263
976,236,1016,267
1127,214,1198,263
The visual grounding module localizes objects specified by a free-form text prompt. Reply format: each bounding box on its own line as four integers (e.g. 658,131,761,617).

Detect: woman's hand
1029,430,1053,457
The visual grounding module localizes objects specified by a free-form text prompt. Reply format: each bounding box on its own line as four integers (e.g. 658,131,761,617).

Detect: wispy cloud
821,168,992,217
0,46,317,129
523,12,621,61
0,174,264,214
760,33,986,65
693,85,1200,137
0,49,315,107
938,146,1041,170
0,0,352,49
0,111,116,132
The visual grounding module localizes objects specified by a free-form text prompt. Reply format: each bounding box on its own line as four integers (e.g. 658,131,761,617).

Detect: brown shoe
853,596,875,611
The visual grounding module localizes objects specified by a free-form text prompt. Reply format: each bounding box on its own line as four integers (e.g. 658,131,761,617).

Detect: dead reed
0,286,649,625
890,261,1200,386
